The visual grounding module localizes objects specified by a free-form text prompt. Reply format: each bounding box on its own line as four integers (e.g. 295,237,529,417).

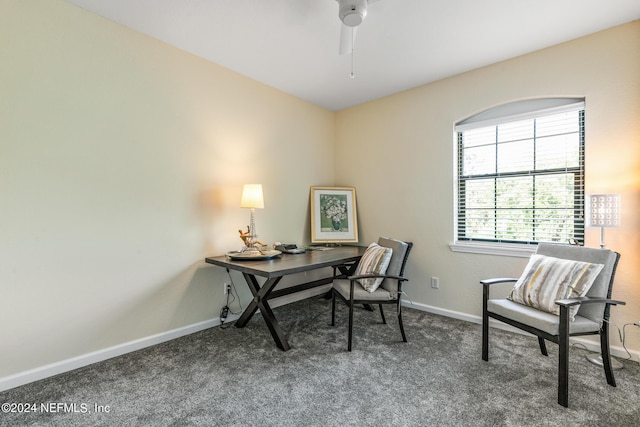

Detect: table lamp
239,184,264,252
586,194,621,249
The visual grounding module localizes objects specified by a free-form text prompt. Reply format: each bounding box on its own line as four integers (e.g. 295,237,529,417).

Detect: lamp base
585,354,624,370
239,246,264,255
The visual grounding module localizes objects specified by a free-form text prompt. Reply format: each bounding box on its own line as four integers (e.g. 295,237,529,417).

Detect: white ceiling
64,0,640,111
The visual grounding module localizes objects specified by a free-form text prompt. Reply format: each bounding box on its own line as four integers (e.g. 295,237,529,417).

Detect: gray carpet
2,297,639,426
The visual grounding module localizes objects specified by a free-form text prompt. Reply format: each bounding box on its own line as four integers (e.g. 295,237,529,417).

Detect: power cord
616,322,638,365
398,289,414,315
220,268,245,329
600,319,636,364
572,318,640,367
226,268,244,315
219,288,231,329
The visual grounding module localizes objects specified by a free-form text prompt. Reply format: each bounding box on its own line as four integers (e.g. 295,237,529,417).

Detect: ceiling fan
337,0,382,55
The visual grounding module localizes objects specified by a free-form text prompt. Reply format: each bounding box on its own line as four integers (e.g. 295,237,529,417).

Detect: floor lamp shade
587,194,620,228
586,194,620,249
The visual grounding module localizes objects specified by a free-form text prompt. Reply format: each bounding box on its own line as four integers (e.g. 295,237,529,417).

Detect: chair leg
600,325,617,387
482,286,489,361
331,290,336,326
538,337,549,356
379,304,387,324
348,300,354,351
558,306,570,407
397,301,407,343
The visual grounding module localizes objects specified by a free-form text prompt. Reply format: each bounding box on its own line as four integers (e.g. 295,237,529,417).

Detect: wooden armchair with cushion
481,243,624,407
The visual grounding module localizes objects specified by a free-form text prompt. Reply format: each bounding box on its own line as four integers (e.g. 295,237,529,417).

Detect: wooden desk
205,246,366,351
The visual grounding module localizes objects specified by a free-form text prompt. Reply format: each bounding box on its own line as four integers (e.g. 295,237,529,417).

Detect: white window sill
449,241,536,258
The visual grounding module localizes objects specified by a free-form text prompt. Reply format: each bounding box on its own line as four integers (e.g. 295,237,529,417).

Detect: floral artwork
310,187,358,243
320,194,348,231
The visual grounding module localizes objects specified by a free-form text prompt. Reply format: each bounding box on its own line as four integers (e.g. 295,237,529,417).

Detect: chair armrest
555,296,626,307
480,278,518,286
481,278,518,302
349,274,408,282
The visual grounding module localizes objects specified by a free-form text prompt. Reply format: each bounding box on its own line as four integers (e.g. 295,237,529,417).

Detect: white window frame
450,98,585,257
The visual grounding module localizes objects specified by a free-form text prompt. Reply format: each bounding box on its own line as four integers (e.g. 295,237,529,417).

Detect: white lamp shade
240,184,264,209
587,194,620,227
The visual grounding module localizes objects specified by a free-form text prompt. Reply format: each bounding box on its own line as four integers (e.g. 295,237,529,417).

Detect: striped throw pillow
508,254,604,320
354,243,393,292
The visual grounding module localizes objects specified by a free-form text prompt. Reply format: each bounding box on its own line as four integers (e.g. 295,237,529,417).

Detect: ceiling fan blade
339,24,357,55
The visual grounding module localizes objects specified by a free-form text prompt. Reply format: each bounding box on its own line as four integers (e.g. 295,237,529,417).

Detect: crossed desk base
205,246,366,351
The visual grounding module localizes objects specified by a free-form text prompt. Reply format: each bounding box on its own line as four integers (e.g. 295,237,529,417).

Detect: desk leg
337,262,358,277
235,274,290,351
234,274,263,327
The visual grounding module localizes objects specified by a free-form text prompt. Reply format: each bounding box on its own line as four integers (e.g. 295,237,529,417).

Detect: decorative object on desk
586,194,621,249
239,184,265,254
310,186,358,243
225,249,281,260
239,226,265,248
304,245,335,251
274,243,306,254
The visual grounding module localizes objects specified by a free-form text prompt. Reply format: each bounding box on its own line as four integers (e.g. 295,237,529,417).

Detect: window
455,99,585,248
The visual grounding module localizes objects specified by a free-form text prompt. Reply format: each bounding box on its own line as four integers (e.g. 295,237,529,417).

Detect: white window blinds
455,99,585,245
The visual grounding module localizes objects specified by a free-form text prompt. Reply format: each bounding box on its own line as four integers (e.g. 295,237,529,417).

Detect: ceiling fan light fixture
339,0,368,27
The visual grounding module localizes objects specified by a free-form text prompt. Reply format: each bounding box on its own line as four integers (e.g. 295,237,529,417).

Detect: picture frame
310,186,358,244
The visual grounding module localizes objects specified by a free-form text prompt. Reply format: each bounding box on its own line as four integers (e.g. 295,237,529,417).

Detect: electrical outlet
224,283,231,295
634,321,640,328
431,277,440,289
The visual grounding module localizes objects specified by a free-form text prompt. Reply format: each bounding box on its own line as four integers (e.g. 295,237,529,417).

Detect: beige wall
0,0,334,380
2,0,638,386
336,20,640,351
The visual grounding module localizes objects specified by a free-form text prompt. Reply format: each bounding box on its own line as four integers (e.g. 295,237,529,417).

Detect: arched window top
456,97,585,131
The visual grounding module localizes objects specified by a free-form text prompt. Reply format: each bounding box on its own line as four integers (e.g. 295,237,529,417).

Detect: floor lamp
586,193,622,369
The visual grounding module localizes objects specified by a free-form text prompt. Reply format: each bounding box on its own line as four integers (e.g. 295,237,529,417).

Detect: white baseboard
0,314,237,393
402,300,640,365
0,288,323,392
3,298,637,392
403,300,480,324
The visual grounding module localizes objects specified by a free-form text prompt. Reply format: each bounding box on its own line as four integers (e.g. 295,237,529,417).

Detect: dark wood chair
331,237,413,351
482,243,624,407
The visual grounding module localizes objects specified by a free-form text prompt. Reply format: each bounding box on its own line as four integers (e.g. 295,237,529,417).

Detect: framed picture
310,186,358,243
